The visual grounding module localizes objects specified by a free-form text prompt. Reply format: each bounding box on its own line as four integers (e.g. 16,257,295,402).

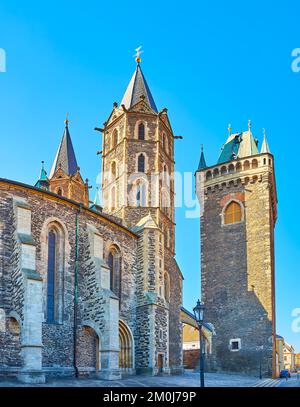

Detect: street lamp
193,299,205,387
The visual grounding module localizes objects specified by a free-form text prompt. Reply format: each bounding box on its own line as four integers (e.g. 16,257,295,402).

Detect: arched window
236,162,242,172
47,230,56,322
138,123,145,140
112,129,118,148
213,168,219,177
108,247,121,297
252,159,258,169
136,180,147,207
111,186,116,211
57,188,62,196
224,201,242,225
108,252,114,292
111,161,116,180
164,272,170,302
206,171,212,181
138,154,145,173
228,164,235,173
221,166,227,175
243,160,250,170
161,190,170,215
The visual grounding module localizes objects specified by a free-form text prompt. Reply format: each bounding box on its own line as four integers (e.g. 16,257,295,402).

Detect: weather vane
134,46,144,64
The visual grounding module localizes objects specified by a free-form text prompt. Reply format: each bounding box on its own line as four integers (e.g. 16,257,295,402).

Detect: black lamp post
193,299,205,387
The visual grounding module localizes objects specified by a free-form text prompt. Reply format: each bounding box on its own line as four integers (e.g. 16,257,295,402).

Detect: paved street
0,371,299,387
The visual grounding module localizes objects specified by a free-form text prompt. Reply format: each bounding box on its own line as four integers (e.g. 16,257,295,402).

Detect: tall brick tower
97,57,183,374
196,123,277,377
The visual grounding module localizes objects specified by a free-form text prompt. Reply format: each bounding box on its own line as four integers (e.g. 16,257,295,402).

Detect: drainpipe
73,204,82,378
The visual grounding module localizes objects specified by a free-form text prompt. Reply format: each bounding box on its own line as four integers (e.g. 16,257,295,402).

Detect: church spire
261,128,271,153
49,116,79,178
120,52,158,112
35,160,49,190
198,145,207,170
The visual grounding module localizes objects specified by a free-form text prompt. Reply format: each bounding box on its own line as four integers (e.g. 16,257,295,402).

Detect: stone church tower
97,60,183,374
196,124,277,377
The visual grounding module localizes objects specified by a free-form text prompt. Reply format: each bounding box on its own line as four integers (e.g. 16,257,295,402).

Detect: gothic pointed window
164,272,170,302
224,201,242,225
138,123,145,140
47,230,56,322
138,154,145,173
111,161,116,180
112,129,118,148
111,186,116,211
108,252,114,292
108,247,121,297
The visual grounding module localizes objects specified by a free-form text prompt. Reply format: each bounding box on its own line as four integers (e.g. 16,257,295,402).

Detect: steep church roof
218,125,259,164
261,130,271,153
198,146,207,170
121,64,158,112
35,161,49,189
49,120,78,178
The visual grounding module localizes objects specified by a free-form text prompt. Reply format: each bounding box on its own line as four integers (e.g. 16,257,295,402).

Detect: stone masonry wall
201,173,275,376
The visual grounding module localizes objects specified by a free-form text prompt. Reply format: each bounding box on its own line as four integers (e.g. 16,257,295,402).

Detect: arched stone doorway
119,320,134,374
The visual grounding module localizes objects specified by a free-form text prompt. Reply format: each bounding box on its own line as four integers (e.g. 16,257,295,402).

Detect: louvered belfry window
224,201,242,224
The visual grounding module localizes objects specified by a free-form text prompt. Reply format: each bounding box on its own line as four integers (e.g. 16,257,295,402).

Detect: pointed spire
35,161,49,189
248,119,252,131
198,145,207,170
261,128,271,153
49,117,79,178
121,63,158,112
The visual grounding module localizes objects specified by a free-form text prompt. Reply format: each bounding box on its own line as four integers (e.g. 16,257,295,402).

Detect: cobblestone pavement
0,371,289,387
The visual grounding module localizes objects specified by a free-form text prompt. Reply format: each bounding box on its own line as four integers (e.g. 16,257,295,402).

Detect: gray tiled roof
121,64,158,112
49,125,78,178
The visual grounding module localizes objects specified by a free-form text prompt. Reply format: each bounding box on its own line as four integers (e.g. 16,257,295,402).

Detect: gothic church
0,61,183,383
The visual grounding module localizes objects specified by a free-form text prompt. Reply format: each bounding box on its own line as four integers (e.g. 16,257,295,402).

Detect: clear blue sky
1,1,299,352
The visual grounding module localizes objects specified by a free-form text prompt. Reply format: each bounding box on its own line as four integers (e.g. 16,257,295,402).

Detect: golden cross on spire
65,113,69,127
134,46,144,64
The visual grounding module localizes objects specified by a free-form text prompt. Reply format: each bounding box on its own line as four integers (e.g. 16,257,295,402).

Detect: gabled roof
49,123,78,178
131,212,159,232
121,64,158,112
